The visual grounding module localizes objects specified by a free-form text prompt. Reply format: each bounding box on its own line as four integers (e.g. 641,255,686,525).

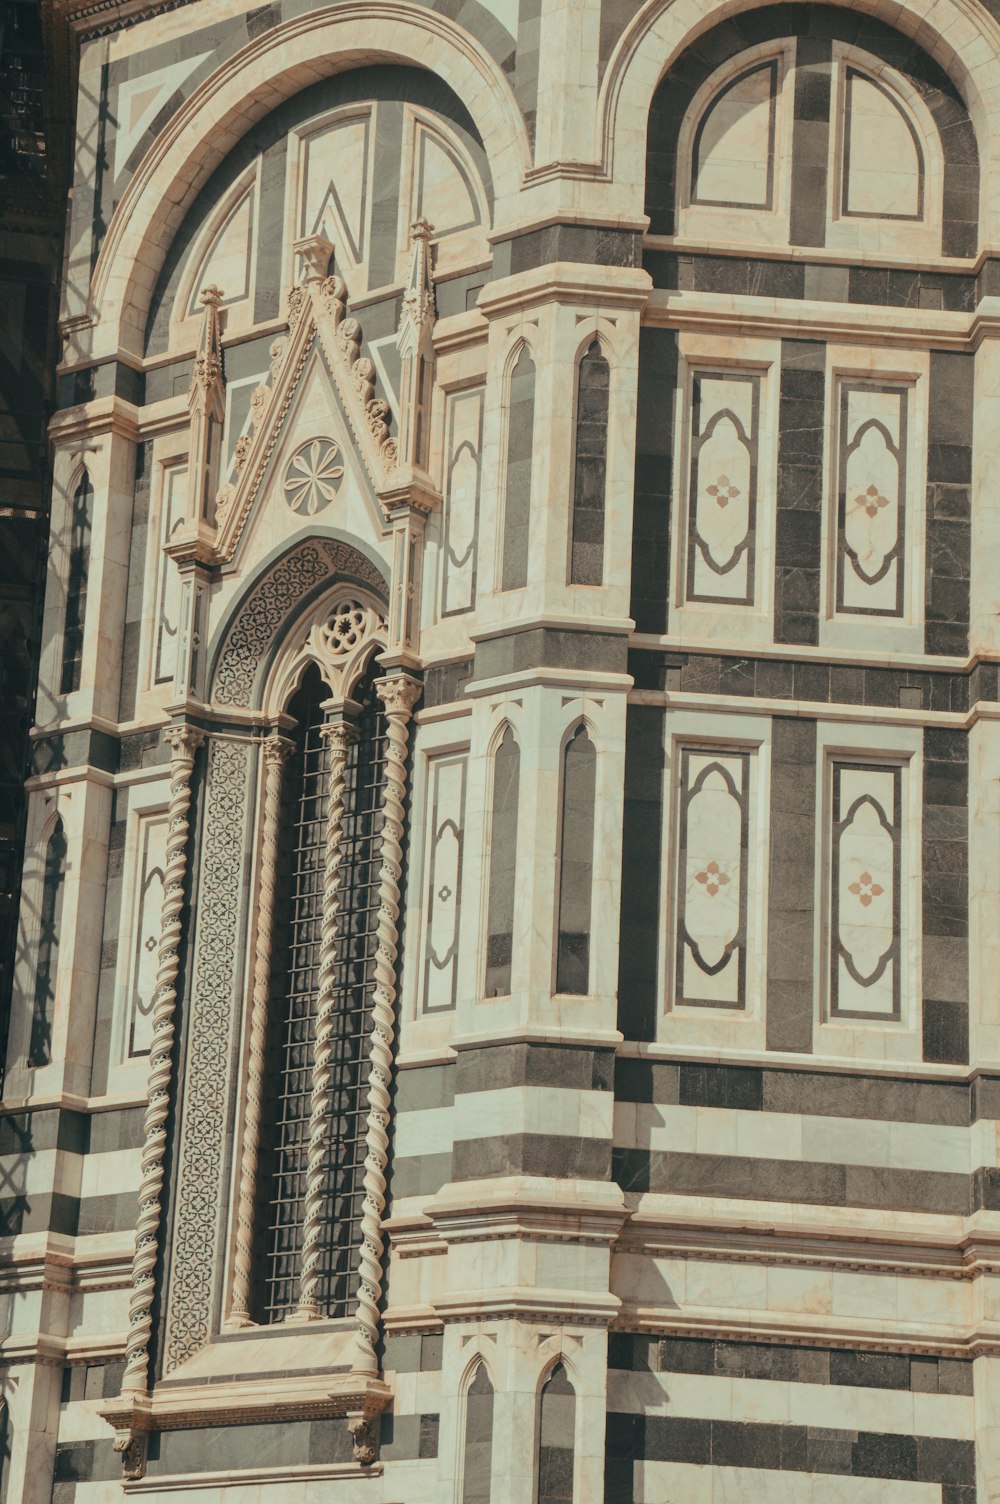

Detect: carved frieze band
164,737,252,1371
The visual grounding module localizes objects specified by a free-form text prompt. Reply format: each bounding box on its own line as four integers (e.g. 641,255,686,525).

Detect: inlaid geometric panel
841,70,924,221
126,813,168,1057
674,747,750,1008
299,113,371,263
686,370,760,605
442,387,483,615
836,382,908,617
422,753,467,1013
830,761,901,1019
691,60,777,210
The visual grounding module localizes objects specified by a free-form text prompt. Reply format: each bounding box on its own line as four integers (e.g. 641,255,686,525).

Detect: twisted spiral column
353,673,420,1372
228,734,293,1327
294,717,359,1321
122,723,204,1394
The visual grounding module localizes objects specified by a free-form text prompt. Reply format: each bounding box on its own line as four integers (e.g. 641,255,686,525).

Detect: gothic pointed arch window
536,1362,576,1504
28,816,66,1068
243,655,389,1323
60,470,93,695
461,1360,495,1504
203,574,420,1337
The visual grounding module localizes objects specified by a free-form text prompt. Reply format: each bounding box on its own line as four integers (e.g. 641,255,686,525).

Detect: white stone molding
121,722,204,1400
228,734,294,1328
353,673,421,1371
294,717,360,1321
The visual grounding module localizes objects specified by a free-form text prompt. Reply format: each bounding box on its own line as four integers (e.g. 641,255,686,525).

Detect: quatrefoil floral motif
694,860,730,897
854,484,889,519
283,438,344,515
706,474,740,508
848,870,884,908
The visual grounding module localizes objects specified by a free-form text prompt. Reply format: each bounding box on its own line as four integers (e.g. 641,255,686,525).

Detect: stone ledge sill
99,1371,392,1433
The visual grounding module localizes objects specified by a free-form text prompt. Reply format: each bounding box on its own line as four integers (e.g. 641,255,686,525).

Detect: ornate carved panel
674,747,750,1008
164,737,252,1370
836,382,909,618
829,761,901,1019
686,371,760,606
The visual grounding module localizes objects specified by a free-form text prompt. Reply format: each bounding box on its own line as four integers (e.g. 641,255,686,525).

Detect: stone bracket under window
99,1372,392,1481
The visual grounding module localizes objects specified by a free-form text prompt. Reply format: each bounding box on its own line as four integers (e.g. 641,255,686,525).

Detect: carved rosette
353,674,421,1370
122,724,204,1395
295,719,361,1320
228,735,294,1327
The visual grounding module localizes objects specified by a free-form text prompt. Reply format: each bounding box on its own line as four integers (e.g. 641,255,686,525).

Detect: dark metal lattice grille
256,663,387,1323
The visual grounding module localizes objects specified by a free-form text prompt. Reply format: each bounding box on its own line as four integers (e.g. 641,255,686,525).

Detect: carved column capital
164,723,205,762
262,733,295,769
375,673,421,719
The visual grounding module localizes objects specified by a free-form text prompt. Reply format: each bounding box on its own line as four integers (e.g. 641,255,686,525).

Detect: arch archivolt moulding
82,2,530,362
598,0,1000,231
209,537,388,710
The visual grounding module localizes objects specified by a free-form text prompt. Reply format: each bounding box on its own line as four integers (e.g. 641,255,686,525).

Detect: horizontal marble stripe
613,1148,968,1214
606,1368,974,1440
453,1132,611,1181
606,1412,974,1486
609,1334,973,1397
614,1059,973,1127
614,1103,968,1174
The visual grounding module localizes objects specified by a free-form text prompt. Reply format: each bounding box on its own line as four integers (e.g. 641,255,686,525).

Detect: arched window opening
569,340,610,586
556,727,596,995
501,347,535,591
462,1362,495,1504
536,1363,576,1504
29,817,66,1067
484,727,520,997
60,471,93,695
251,658,387,1323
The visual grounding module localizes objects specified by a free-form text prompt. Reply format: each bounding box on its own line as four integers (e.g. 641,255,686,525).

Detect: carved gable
212,240,400,562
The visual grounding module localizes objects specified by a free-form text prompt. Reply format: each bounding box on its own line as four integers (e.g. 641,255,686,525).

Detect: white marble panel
830,762,901,1018
842,70,923,220
300,112,370,263
693,60,776,209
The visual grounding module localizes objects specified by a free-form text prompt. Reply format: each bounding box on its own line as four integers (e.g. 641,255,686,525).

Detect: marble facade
4,0,1000,1499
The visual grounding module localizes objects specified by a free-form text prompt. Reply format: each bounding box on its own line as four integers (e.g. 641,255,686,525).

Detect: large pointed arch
80,2,531,362
597,0,1000,235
